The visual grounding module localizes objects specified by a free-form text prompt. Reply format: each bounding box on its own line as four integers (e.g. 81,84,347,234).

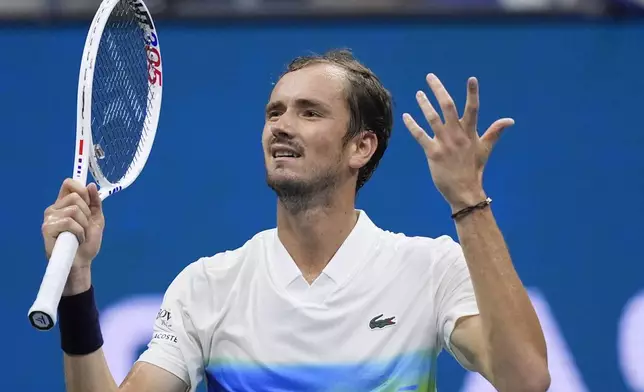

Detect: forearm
454,207,548,390
61,269,118,392
63,349,119,392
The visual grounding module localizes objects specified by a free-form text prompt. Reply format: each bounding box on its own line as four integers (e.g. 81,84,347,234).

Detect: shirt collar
269,209,379,289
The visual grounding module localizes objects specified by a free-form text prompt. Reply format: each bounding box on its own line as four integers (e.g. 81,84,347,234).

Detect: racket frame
28,0,163,331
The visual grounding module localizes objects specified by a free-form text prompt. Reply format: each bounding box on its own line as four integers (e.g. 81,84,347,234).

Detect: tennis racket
28,0,163,331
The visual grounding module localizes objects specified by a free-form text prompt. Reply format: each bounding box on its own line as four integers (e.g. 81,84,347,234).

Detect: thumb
481,118,514,151
87,183,103,215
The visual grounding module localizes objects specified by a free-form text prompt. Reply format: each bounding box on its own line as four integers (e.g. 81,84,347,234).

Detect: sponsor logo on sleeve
152,332,178,344
155,308,173,329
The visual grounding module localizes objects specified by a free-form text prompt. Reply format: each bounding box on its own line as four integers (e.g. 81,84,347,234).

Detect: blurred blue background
1,0,643,391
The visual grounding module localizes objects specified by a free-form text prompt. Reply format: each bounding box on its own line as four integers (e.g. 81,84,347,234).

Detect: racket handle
28,231,80,331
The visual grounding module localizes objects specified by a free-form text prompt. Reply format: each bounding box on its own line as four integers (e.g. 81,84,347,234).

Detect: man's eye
303,110,321,117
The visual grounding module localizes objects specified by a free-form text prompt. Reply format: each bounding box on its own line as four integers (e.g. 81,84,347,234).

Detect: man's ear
348,130,378,171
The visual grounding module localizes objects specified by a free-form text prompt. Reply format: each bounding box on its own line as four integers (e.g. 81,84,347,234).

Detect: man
42,49,550,392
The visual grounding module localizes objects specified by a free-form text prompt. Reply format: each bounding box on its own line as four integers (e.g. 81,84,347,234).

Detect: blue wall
1,20,643,391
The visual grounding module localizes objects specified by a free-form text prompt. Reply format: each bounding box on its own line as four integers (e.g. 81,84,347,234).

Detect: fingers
47,204,90,234
481,118,515,151
57,178,90,206
42,209,87,245
63,204,90,230
426,74,460,126
51,192,92,218
411,73,511,158
415,91,443,137
402,113,435,154
462,77,479,132
87,183,103,216
45,180,98,245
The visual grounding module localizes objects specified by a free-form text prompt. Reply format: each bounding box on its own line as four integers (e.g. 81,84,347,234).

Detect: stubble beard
266,166,340,215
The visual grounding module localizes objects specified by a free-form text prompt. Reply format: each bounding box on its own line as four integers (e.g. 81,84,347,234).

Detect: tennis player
42,49,550,392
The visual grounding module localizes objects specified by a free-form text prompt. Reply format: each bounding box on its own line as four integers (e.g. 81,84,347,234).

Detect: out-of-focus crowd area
0,0,642,18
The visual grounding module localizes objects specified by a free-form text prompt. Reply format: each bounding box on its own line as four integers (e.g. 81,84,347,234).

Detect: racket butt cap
28,310,56,331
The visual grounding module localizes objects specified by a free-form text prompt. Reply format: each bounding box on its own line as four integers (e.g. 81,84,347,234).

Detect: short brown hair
282,49,393,192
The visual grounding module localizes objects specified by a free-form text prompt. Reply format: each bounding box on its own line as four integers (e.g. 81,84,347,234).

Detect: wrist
58,285,104,355
449,190,488,214
63,266,92,296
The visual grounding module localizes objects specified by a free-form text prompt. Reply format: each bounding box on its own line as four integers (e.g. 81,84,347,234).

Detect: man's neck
276,191,358,284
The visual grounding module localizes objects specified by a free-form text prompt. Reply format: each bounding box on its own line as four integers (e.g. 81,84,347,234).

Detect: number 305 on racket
28,0,163,331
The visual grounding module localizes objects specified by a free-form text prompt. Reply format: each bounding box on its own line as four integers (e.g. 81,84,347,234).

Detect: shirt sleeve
136,261,205,389
432,235,480,365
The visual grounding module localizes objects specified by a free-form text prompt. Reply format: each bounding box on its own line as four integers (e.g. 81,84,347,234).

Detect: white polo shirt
137,210,480,391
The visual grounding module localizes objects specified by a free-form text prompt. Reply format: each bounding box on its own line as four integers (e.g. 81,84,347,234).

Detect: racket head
77,0,163,200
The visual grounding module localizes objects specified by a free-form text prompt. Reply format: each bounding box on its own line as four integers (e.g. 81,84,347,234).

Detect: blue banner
1,20,643,392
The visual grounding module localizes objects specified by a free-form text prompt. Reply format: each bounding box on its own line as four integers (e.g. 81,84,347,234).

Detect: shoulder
164,228,275,304
377,226,463,265
355,210,464,273
372,228,468,295
372,224,466,287
200,228,275,274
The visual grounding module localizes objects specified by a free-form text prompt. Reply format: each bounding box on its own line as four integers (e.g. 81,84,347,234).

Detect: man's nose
270,113,295,140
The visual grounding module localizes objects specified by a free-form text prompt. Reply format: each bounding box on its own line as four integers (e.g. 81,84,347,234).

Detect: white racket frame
28,0,163,331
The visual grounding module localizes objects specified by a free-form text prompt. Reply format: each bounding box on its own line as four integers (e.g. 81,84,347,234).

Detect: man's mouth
271,145,302,159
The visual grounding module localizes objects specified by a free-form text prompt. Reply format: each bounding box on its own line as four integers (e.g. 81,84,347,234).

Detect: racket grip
28,231,80,331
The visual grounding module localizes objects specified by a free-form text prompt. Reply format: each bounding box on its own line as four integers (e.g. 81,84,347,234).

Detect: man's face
262,63,353,199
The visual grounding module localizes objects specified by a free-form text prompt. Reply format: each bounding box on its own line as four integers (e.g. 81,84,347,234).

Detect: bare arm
402,74,549,391
42,179,191,392
60,271,189,392
64,351,187,392
449,207,549,391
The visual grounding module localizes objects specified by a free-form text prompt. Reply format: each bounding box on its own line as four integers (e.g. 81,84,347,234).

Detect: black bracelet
58,285,104,356
451,197,492,220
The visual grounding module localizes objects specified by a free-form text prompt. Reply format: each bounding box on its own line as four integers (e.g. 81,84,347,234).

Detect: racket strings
91,0,154,184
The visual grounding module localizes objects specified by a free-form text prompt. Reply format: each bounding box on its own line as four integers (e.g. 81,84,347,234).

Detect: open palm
402,74,514,212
